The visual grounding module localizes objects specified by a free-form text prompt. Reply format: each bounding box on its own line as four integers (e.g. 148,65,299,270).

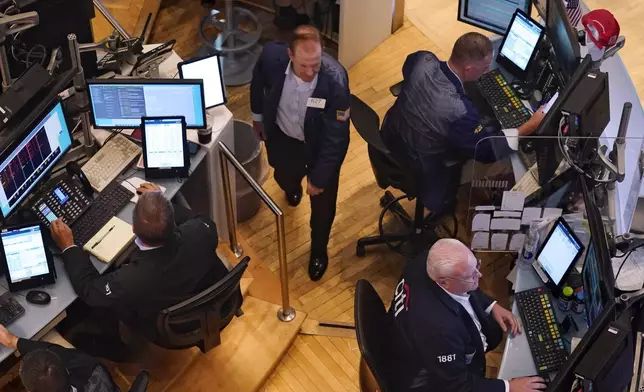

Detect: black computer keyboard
477,69,532,128
515,287,567,374
0,292,25,326
71,182,134,246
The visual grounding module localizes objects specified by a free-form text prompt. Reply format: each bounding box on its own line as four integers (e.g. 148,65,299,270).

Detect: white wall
338,0,393,69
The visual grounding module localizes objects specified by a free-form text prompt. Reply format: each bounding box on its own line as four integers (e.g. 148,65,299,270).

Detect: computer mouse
26,290,51,305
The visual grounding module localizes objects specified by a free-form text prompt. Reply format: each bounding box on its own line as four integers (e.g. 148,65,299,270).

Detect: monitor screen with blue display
0,101,72,219
458,0,532,36
535,217,584,288
498,10,544,72
87,79,207,129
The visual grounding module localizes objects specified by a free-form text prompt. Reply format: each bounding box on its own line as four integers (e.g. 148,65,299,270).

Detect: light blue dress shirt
252,61,318,141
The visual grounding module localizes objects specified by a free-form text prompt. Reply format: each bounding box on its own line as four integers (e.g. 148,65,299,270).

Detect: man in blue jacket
250,25,350,281
381,32,546,214
390,239,547,392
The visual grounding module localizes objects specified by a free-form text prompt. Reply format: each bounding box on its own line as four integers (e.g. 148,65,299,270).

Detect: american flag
565,0,582,27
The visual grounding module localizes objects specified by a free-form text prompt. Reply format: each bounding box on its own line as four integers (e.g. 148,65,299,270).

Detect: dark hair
288,25,322,53
449,32,493,65
132,191,175,246
20,349,69,392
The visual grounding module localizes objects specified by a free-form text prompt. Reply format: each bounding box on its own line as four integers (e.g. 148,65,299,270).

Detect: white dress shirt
134,237,162,251
252,61,318,141
440,286,509,392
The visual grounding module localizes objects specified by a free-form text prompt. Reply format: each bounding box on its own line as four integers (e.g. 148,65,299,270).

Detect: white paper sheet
475,205,496,211
542,208,563,219
494,211,522,218
612,248,644,291
521,207,542,225
121,177,167,203
509,233,526,252
472,213,491,231
491,233,508,250
501,191,525,211
490,218,521,231
471,232,490,250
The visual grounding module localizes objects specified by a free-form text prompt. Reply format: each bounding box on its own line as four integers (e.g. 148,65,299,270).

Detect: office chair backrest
354,279,397,392
85,364,119,392
350,94,418,197
129,370,150,392
156,256,250,353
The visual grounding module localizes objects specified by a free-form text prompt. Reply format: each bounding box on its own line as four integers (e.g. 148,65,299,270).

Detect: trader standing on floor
381,32,546,214
390,239,547,392
250,25,350,281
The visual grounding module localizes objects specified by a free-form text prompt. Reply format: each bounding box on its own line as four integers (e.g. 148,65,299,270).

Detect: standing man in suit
250,25,351,281
390,239,547,392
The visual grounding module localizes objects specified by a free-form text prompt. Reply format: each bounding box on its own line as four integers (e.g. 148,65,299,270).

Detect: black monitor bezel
177,53,227,109
457,0,532,36
0,98,71,221
86,78,208,129
497,9,545,80
141,115,190,179
546,0,581,81
0,221,56,291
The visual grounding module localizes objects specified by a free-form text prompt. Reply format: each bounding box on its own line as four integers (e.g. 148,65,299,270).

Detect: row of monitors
88,53,226,129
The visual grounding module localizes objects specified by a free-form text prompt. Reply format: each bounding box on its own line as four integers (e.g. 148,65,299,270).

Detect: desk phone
30,177,91,226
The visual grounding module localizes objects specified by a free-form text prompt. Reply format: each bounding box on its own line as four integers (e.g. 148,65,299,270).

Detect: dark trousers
265,128,340,256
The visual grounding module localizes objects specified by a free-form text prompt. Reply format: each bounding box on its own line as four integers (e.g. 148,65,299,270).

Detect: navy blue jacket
381,51,512,211
250,41,350,189
389,252,504,392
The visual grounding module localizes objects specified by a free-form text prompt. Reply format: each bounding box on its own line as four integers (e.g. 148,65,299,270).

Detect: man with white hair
390,239,547,392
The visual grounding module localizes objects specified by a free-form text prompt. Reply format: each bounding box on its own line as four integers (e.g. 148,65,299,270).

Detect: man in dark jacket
0,324,114,392
250,25,350,281
390,239,547,392
50,183,229,359
381,32,546,214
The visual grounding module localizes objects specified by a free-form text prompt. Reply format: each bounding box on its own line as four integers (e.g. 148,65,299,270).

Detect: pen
92,225,115,249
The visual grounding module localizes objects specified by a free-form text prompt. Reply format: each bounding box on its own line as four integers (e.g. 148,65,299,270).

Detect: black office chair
129,370,150,392
350,94,458,257
85,364,149,392
354,279,398,392
155,256,250,353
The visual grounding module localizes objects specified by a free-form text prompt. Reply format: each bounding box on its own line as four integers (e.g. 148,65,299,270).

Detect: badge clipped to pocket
465,350,476,365
307,97,326,109
336,107,350,122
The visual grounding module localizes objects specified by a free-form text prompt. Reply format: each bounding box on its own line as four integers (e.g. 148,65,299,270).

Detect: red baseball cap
582,9,620,50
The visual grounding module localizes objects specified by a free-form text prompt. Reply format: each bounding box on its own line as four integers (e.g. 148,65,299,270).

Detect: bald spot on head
132,191,175,246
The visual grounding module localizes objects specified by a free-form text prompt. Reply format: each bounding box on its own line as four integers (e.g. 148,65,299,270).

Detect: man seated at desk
380,32,546,213
0,325,116,392
49,183,229,360
390,239,547,392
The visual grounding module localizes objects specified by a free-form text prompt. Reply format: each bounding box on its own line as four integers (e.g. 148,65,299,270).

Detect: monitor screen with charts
535,217,584,290
497,9,544,78
0,223,56,290
0,100,72,219
87,79,207,129
178,54,227,109
458,0,532,36
142,116,189,178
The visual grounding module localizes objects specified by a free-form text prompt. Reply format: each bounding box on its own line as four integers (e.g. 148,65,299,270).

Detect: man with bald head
250,25,350,281
390,239,547,392
50,183,228,357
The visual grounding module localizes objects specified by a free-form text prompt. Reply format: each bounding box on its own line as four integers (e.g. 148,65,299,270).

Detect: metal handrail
93,0,131,40
218,141,296,322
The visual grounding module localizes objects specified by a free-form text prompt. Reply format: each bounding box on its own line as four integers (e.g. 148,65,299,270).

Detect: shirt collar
286,61,318,89
135,237,163,251
438,283,470,302
444,61,465,91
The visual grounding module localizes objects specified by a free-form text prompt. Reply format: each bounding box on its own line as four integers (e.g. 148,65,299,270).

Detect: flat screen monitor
87,79,207,129
534,217,584,293
497,9,544,79
0,100,72,219
141,116,189,178
457,0,532,36
547,0,581,81
582,242,603,327
178,54,227,109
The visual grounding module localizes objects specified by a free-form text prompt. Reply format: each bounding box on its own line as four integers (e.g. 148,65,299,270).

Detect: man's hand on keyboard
136,183,161,195
51,219,74,250
0,324,18,349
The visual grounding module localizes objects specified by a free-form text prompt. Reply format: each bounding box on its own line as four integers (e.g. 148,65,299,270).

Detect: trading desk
0,48,237,363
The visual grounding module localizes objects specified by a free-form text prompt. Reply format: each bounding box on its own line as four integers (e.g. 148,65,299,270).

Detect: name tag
307,97,326,109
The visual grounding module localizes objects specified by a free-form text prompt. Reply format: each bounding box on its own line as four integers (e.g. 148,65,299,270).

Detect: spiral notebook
83,216,135,263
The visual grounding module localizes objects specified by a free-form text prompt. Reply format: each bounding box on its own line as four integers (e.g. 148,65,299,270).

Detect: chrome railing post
93,0,131,40
218,148,243,258
217,141,296,322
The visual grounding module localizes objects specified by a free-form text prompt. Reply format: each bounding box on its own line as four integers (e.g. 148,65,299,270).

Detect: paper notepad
83,217,135,263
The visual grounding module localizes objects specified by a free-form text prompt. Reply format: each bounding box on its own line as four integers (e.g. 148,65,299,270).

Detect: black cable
103,129,124,145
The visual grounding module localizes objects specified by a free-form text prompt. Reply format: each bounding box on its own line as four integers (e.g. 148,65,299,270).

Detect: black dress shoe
286,186,303,207
308,253,328,281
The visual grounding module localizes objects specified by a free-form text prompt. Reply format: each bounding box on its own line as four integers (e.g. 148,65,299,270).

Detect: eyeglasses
445,259,482,283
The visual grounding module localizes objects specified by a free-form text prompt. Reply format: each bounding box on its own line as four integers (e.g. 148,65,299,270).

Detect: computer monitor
497,9,544,79
0,99,73,220
457,0,532,36
547,0,581,81
87,79,207,129
178,54,227,109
